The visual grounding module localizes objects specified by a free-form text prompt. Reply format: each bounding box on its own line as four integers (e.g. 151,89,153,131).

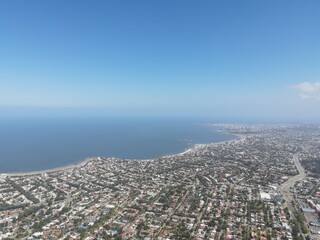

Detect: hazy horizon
1,1,320,121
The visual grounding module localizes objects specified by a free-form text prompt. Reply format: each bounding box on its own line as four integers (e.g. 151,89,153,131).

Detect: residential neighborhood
0,124,320,240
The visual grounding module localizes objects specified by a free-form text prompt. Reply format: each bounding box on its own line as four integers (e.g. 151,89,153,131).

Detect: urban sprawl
1,124,320,240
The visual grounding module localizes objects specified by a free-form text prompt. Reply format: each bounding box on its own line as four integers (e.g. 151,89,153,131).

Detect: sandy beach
1,133,243,177
1,157,94,177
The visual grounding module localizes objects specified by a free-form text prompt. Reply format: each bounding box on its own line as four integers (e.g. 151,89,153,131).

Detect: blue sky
1,0,320,121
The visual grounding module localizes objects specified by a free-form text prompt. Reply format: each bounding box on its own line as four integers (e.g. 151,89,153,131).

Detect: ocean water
0,118,234,173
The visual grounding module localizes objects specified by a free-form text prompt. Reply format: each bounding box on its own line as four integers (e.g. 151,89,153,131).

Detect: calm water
0,118,234,173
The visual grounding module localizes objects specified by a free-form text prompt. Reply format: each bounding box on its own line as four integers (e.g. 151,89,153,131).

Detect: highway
279,154,306,204
279,154,307,239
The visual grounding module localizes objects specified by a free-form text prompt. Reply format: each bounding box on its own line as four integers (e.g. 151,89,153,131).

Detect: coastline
1,132,242,177
0,157,94,177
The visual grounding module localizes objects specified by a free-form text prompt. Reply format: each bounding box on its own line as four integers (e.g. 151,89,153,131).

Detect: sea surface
0,118,234,173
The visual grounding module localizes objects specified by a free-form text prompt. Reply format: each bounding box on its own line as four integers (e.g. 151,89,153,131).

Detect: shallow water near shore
0,118,234,173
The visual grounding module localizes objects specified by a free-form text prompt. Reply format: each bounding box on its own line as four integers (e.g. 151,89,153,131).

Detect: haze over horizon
1,1,320,121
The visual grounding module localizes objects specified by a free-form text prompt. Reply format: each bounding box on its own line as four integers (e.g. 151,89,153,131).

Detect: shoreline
0,157,94,177
1,133,242,177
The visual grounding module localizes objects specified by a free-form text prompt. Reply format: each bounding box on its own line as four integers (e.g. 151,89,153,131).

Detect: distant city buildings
0,124,320,239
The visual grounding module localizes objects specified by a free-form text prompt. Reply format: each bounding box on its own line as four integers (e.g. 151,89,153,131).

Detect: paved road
279,154,306,204
279,154,307,239
153,189,190,239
